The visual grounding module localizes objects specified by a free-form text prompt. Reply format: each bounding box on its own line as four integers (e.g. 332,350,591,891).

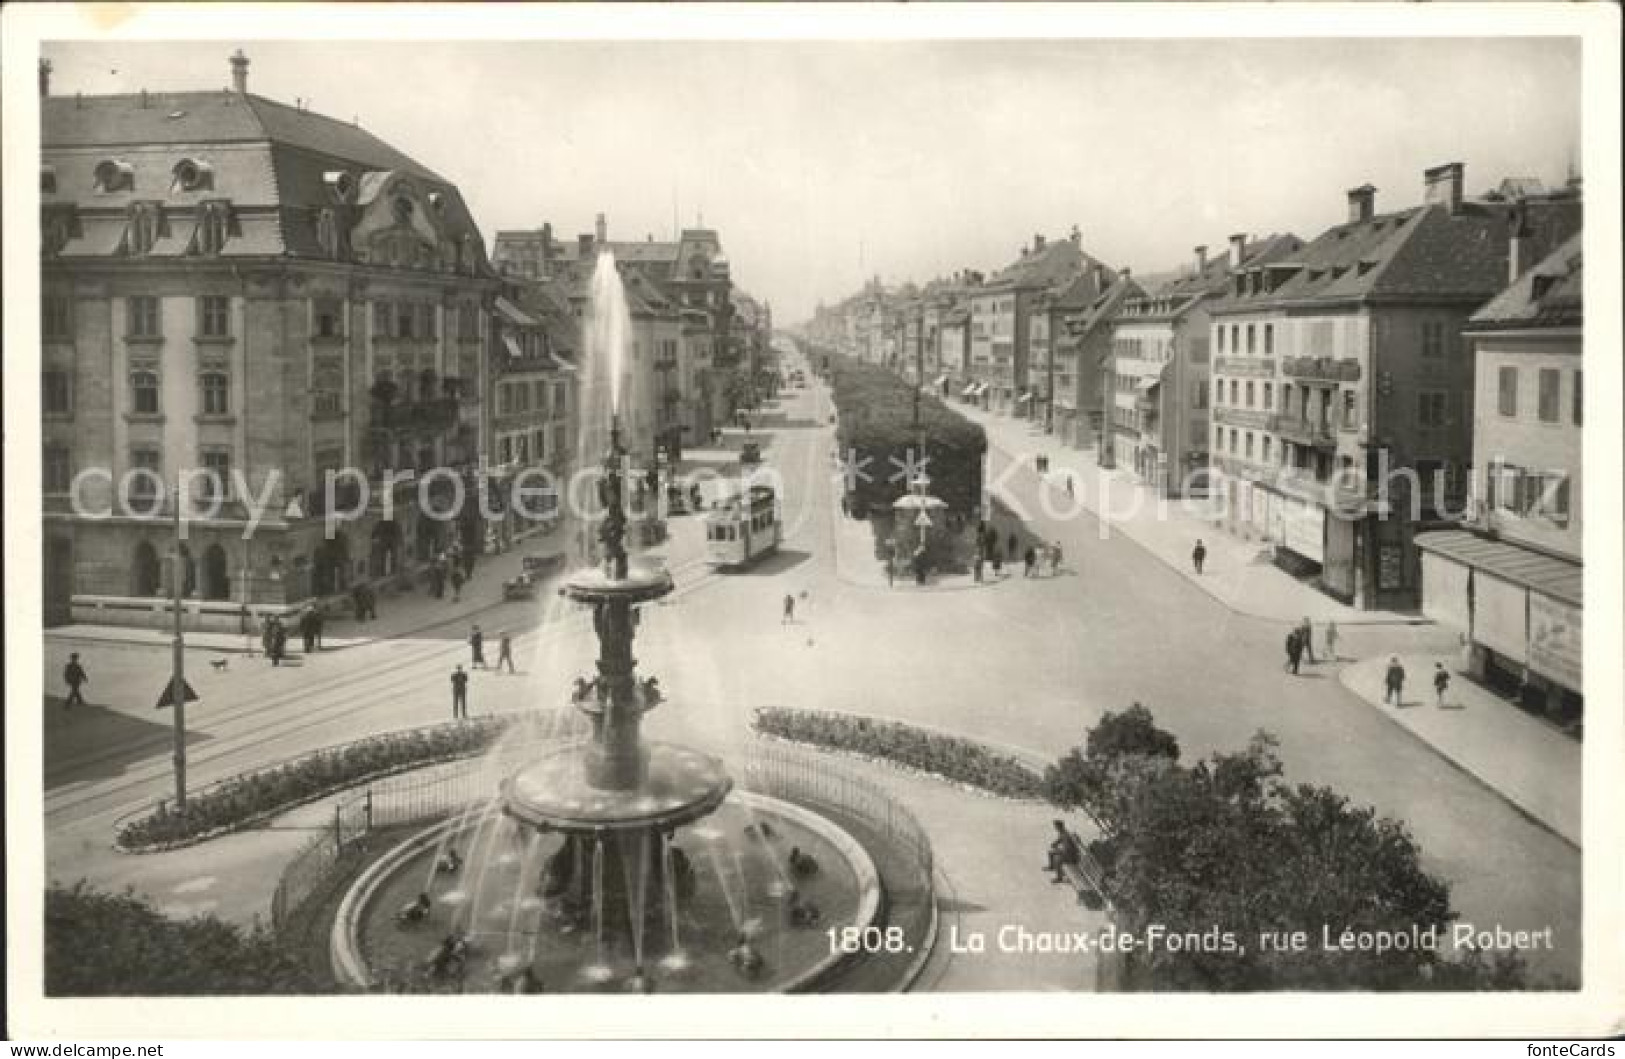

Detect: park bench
1053,824,1108,910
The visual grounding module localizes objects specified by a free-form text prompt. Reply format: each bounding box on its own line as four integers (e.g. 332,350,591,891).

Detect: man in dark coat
63,653,88,709
1284,628,1303,675
451,665,469,720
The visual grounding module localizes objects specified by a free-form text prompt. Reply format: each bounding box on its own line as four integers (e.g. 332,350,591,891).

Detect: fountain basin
561,561,673,605
335,791,883,993
501,741,732,833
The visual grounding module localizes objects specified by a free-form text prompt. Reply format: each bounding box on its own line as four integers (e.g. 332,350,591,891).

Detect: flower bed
753,708,1043,800
114,717,512,852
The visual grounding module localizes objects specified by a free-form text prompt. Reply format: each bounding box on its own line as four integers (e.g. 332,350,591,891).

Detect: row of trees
826,352,987,516
1043,706,1533,990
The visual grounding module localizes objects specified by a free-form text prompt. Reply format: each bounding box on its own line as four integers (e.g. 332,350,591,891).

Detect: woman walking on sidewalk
1433,663,1451,707
1324,620,1339,662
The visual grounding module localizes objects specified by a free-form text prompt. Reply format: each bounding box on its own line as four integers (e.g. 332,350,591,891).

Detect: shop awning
932,375,949,388
1416,529,1583,606
1135,377,1161,393
972,382,989,397
503,336,524,361
1016,391,1034,405
961,382,979,397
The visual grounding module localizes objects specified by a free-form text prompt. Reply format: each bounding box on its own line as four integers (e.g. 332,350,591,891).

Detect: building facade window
1245,381,1255,408
128,447,162,505
1263,325,1273,357
374,301,392,339
1193,380,1208,410
199,448,232,502
1246,325,1255,355
1417,391,1448,428
199,295,231,338
130,369,161,414
1538,368,1561,423
397,303,416,339
1228,380,1238,406
200,370,231,415
1262,437,1272,463
1263,382,1273,410
1497,366,1518,417
1342,389,1357,429
1421,321,1444,358
44,444,73,494
42,370,73,415
315,298,344,339
128,296,161,338
1573,370,1583,426
1245,432,1254,459
43,295,72,340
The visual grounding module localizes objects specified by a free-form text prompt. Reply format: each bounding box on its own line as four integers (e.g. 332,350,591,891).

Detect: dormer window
124,202,165,256
427,191,445,213
172,158,214,193
194,201,233,255
94,159,135,193
322,170,356,203
392,196,415,225
315,208,340,259
41,166,56,195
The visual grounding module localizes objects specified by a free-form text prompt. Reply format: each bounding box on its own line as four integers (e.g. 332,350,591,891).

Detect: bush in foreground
46,881,330,995
755,707,1043,799
1046,706,1538,990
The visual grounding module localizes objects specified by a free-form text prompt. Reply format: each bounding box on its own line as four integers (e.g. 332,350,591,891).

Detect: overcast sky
41,34,1580,324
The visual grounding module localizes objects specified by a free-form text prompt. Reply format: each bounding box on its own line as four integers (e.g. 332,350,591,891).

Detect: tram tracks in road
45,553,726,829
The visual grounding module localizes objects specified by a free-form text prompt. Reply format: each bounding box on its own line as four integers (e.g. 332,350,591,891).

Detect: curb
1335,661,1580,852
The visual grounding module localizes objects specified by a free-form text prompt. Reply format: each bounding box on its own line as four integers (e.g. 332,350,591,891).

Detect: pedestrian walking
1433,663,1451,707
62,652,88,709
498,631,516,674
270,619,288,667
450,565,465,603
469,625,486,668
991,552,1003,579
1007,532,1019,561
1022,546,1036,578
451,665,469,720
782,593,796,624
1284,628,1303,675
430,561,446,600
1051,541,1064,575
1192,539,1207,575
1298,618,1317,664
974,555,985,583
1324,620,1339,662
300,609,316,654
885,557,896,589
313,607,325,650
1384,656,1406,706
1065,475,1074,499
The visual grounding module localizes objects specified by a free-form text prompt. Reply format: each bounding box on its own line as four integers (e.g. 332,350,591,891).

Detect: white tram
705,484,781,566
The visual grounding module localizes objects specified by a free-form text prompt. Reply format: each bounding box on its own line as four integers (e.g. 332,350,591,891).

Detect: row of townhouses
37,54,771,630
800,163,1583,723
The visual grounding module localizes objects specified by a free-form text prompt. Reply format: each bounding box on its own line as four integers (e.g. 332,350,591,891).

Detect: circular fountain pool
336,790,880,993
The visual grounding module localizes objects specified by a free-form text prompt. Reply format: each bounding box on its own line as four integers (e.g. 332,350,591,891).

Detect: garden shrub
754,707,1042,799
115,717,512,852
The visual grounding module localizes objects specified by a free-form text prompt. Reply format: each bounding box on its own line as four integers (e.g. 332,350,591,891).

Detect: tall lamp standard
167,477,188,810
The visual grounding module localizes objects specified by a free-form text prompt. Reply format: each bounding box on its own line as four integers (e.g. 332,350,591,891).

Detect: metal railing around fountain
268,736,936,936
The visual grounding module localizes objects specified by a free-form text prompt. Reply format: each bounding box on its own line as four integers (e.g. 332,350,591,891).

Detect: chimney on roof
595,213,607,244
1228,232,1248,267
1507,199,1532,284
140,89,149,109
230,49,250,95
39,59,51,98
1424,162,1464,214
1070,224,1081,246
1034,233,1046,252
579,233,594,257
1118,267,1131,283
1195,245,1208,273
1347,184,1376,224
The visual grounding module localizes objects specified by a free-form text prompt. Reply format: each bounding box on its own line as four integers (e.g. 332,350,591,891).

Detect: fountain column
584,421,648,791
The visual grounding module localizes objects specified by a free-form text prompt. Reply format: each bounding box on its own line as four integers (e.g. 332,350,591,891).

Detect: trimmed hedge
828,353,986,516
754,707,1042,800
115,717,512,852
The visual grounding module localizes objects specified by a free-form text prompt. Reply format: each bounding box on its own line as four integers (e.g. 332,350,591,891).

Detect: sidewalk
1338,653,1581,848
960,403,1421,626
47,525,580,656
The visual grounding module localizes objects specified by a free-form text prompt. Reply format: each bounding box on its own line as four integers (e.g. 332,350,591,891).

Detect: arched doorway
202,543,231,600
132,540,161,597
414,515,442,562
369,521,400,578
314,532,350,595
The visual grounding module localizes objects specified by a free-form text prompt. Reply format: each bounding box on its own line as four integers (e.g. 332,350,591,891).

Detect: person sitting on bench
395,892,432,925
436,847,463,875
425,931,469,980
1045,820,1081,883
728,933,764,978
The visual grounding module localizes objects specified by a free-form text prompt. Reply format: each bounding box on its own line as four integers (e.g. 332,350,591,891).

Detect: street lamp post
169,478,188,811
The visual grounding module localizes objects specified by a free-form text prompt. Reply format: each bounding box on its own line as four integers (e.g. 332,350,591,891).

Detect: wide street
44,361,1579,984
